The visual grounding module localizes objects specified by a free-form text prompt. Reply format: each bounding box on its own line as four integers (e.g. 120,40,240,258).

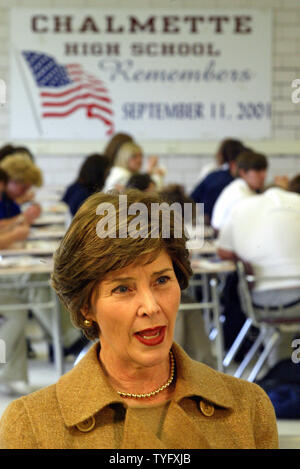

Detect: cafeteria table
0,257,64,377
182,257,236,372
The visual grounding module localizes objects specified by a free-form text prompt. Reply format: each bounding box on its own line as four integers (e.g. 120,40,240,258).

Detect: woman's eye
156,275,170,285
112,285,129,294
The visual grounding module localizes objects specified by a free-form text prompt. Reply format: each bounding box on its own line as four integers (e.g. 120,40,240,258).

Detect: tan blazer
0,342,278,449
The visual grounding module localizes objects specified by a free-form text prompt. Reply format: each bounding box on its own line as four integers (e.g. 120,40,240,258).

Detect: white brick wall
0,0,300,191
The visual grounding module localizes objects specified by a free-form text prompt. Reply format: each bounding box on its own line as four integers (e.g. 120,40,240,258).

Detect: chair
179,277,225,372
223,261,300,382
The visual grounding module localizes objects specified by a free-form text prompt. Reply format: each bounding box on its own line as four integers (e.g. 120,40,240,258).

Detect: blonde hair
51,189,192,340
103,132,133,164
114,142,143,170
1,153,43,187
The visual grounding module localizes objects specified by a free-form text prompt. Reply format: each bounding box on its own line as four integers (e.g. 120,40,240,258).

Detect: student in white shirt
211,151,268,232
217,175,300,365
104,142,164,192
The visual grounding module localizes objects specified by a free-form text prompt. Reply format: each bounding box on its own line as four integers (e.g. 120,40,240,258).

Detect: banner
10,9,272,140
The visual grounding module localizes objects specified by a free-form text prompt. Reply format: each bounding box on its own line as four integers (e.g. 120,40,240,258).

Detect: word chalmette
31,14,253,35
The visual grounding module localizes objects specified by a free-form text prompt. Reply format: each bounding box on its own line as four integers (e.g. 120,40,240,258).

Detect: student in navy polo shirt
0,167,20,219
190,139,246,225
0,168,30,248
0,154,42,225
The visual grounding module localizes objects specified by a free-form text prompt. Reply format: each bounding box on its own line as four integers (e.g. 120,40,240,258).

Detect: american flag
22,51,114,135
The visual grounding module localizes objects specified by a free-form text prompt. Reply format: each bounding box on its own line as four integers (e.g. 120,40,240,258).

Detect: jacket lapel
161,401,211,449
121,401,211,449
121,409,166,449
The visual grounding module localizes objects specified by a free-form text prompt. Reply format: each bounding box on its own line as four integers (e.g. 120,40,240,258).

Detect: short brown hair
51,189,192,339
289,174,300,194
236,151,268,172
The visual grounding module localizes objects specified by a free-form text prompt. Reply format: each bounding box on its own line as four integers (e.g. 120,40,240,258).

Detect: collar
171,343,234,409
56,342,234,427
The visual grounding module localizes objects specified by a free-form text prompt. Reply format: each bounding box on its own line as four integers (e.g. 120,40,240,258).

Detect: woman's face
88,250,181,371
128,152,143,172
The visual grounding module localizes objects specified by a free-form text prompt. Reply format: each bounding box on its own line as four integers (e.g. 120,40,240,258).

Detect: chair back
236,261,300,327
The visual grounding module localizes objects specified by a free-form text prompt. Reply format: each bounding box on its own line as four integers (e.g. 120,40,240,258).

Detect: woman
0,190,278,449
104,142,164,192
103,132,134,165
62,153,110,216
103,141,144,192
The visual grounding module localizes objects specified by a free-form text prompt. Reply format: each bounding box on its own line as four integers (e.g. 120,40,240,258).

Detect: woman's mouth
134,326,166,346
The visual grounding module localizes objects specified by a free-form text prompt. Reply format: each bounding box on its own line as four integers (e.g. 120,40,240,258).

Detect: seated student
0,144,35,164
0,145,37,204
104,142,165,192
103,141,143,192
195,138,239,185
126,173,156,192
103,132,134,165
190,139,245,225
0,169,30,247
217,174,300,366
62,154,110,216
0,153,42,224
211,151,268,233
0,159,82,394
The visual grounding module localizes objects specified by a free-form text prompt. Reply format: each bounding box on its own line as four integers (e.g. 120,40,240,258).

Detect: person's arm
218,247,238,261
0,204,41,230
0,214,24,230
251,383,279,449
0,399,38,449
0,224,30,249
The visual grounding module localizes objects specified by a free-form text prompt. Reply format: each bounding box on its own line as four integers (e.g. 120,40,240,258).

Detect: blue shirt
62,182,93,216
0,193,21,220
190,168,234,220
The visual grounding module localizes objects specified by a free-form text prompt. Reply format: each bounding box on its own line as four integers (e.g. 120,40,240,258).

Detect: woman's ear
80,304,93,321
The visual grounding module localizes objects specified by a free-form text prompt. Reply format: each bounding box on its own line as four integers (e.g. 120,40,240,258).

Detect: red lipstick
134,326,166,346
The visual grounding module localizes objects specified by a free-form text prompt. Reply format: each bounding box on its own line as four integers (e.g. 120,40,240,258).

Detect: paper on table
0,256,44,267
25,240,60,250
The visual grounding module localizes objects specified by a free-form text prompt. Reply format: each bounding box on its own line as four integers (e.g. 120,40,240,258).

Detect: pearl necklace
117,350,175,399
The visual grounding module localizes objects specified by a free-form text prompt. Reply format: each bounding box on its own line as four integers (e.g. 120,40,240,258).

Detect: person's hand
147,155,166,176
274,175,289,189
147,155,158,172
23,204,41,224
11,224,30,242
16,189,35,205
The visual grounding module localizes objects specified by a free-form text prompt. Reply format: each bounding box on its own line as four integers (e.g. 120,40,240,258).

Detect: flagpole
14,48,43,137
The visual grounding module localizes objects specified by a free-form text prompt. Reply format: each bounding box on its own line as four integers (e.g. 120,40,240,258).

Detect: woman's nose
137,288,160,317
